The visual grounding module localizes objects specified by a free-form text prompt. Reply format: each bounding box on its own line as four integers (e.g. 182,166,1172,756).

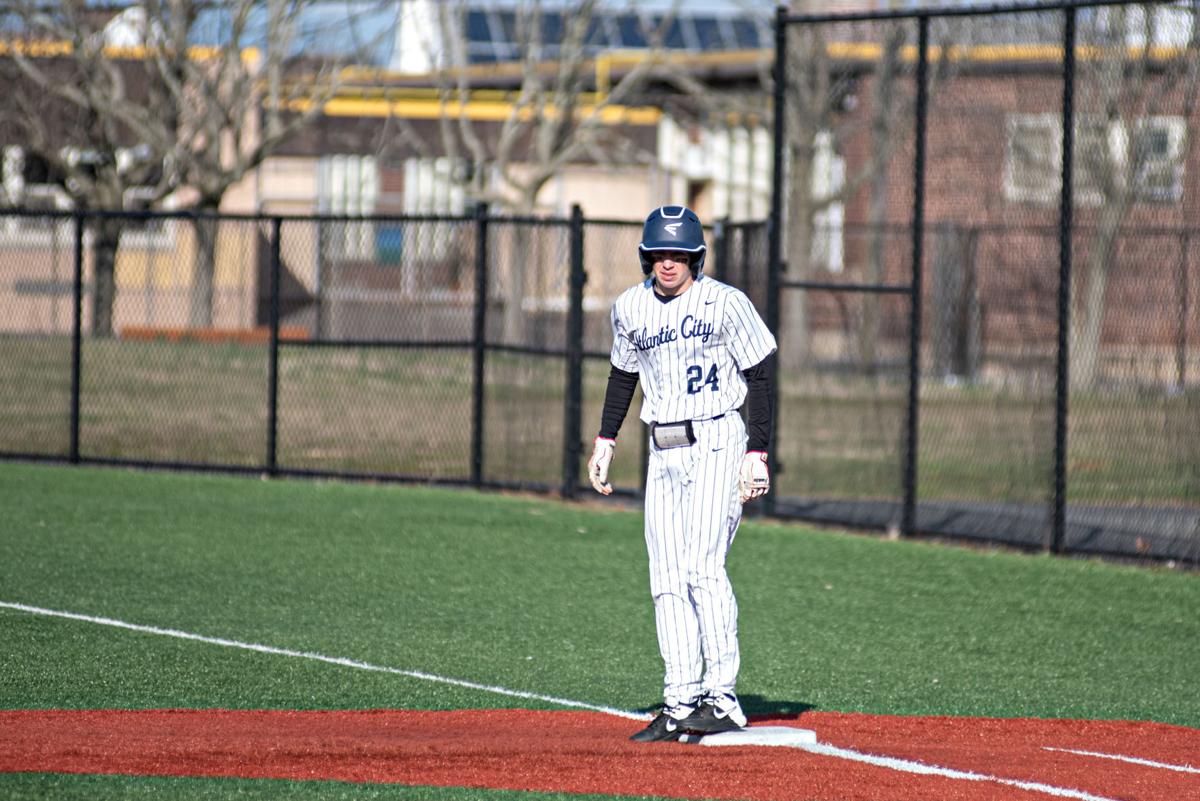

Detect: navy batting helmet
638,205,706,276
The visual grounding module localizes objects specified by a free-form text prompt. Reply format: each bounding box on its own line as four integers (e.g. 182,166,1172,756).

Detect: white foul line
0,600,646,721
1,600,1126,801
800,743,1121,801
1045,746,1200,774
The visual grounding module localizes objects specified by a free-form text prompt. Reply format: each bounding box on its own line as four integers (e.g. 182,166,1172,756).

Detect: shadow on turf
741,695,816,720
634,695,815,721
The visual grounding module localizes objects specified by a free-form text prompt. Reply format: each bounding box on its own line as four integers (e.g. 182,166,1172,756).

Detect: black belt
650,414,726,449
651,413,725,427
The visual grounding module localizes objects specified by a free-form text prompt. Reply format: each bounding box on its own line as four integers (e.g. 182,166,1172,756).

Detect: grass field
1,461,1197,799
0,774,656,801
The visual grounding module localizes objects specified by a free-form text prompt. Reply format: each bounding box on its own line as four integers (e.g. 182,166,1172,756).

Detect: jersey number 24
686,364,719,394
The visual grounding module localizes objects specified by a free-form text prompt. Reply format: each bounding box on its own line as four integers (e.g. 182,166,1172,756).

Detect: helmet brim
638,243,706,275
639,243,706,256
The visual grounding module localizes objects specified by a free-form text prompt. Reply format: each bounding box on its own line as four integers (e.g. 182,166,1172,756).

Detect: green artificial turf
2,461,1196,727
2,461,1198,800
0,774,664,801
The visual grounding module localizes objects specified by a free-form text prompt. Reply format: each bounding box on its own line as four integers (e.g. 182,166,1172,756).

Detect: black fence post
1050,6,1077,555
562,204,586,498
713,217,729,283
266,217,282,475
1178,232,1190,391
764,4,788,518
69,212,84,464
314,220,327,339
741,225,755,295
901,15,930,539
471,202,489,488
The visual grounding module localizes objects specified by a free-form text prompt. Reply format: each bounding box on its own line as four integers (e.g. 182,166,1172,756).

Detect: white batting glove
739,451,770,503
588,437,616,495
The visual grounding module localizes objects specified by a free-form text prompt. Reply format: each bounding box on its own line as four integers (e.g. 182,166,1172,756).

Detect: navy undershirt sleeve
741,356,775,452
599,365,639,440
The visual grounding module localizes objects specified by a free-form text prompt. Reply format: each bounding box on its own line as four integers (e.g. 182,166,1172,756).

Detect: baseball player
587,205,776,742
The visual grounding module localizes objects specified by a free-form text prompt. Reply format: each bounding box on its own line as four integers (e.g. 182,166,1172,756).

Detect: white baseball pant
643,413,746,712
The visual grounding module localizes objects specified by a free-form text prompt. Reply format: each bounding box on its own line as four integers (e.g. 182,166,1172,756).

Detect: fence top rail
0,208,572,226
782,0,1163,25
583,217,647,228
578,218,767,231
0,207,482,225
0,207,593,227
3,207,1198,239
488,214,572,227
838,221,1200,237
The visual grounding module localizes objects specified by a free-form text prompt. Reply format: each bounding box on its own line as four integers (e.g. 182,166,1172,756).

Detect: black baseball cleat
630,712,685,742
679,702,744,735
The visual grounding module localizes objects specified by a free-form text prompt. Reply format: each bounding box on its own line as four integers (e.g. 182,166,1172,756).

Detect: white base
680,725,818,747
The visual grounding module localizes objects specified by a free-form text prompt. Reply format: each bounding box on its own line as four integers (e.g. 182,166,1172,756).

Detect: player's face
652,251,694,296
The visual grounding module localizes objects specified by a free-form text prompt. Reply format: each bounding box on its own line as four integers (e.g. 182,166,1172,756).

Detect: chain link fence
0,198,1196,563
769,0,1200,563
1,2,1198,565
274,215,477,480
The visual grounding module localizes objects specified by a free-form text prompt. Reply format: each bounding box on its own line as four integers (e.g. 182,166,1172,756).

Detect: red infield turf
2,709,1198,800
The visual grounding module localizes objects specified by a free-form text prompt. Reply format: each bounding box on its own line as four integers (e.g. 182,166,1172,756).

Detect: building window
2,146,173,246
318,154,379,262
400,157,470,297
0,146,71,239
402,156,466,215
1132,116,1185,202
811,131,845,273
1003,114,1061,204
1005,114,1185,205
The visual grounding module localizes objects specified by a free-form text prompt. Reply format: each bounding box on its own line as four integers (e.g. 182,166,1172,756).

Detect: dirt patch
2,708,1197,800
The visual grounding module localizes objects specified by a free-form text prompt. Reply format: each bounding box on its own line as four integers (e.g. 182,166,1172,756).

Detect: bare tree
1068,3,1200,388
0,2,179,335
857,23,911,373
779,21,833,371
0,0,393,332
414,0,691,341
774,2,977,378
778,18,929,373
427,1,686,212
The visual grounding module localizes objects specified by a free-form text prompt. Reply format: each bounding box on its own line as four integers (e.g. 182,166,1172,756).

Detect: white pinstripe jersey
610,274,777,425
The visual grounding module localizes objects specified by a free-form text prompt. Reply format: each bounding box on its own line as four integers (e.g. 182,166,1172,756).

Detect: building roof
133,1,774,70
457,6,771,64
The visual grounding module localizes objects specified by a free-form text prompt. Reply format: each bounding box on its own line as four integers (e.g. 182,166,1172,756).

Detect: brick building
1,3,1197,389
